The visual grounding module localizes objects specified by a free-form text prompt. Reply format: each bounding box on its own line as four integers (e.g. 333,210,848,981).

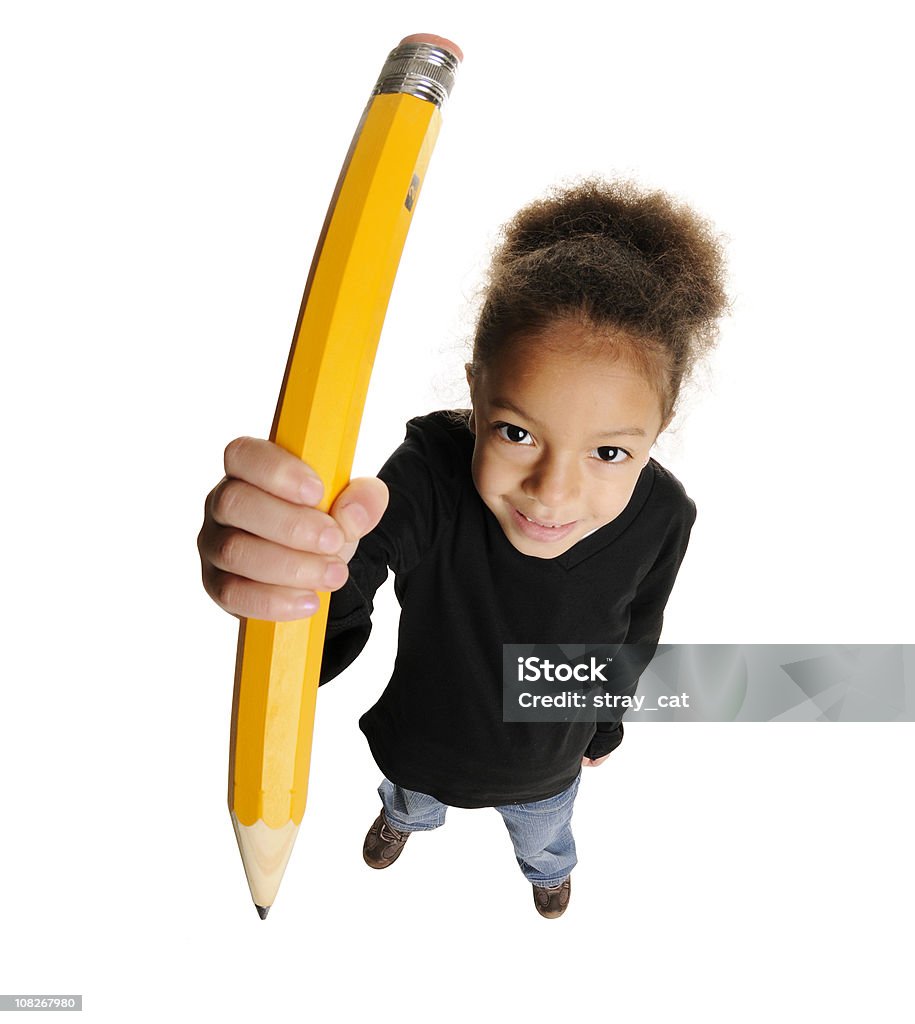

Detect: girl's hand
581,754,611,767
197,436,389,621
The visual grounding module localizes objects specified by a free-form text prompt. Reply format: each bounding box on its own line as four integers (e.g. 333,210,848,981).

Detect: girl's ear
464,363,477,435
464,364,478,436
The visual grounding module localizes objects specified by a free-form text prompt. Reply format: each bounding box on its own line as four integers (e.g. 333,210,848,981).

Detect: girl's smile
466,321,669,558
509,505,580,543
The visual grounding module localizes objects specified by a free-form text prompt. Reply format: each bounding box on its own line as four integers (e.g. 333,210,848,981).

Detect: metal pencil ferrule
371,42,460,107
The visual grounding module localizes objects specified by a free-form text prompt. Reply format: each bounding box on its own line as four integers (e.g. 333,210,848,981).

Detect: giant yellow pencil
228,35,462,918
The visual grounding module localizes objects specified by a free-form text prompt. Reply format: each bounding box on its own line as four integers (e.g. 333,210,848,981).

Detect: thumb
329,476,389,549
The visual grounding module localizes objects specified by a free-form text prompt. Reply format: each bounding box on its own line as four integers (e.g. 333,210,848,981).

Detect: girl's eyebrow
490,398,646,439
490,398,535,423
594,426,647,438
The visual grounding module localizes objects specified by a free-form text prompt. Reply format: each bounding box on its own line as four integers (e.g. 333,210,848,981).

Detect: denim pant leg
494,772,581,887
378,777,449,833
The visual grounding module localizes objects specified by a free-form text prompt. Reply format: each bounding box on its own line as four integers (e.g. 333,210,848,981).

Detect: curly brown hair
468,178,729,425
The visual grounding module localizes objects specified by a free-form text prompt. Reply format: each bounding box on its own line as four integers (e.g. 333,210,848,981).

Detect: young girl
198,178,727,919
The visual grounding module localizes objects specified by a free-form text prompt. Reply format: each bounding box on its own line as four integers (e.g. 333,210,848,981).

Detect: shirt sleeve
317,563,384,685
583,492,697,760
318,415,463,685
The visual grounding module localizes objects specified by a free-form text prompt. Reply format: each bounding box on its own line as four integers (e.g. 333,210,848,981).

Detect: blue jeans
378,771,581,887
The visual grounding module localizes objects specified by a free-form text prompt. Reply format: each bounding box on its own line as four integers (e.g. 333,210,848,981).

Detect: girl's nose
522,453,579,510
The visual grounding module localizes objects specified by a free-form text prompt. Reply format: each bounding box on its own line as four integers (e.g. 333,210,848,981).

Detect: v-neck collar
477,460,657,571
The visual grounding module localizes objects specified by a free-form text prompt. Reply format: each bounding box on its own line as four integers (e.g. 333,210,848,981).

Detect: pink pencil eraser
399,33,463,62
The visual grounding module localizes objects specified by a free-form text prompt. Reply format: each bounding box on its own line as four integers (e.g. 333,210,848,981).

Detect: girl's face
467,322,668,559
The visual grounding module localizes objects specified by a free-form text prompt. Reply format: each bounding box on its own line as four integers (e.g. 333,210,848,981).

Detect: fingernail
323,562,348,588
340,502,368,532
318,526,343,553
295,595,320,616
299,477,324,504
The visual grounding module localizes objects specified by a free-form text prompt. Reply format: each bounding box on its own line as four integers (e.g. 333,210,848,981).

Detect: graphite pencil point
256,905,269,920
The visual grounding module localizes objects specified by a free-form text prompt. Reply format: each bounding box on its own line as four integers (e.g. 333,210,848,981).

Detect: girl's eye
592,445,630,464
495,422,533,445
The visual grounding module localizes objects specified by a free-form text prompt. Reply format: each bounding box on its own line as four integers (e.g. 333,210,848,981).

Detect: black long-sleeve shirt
319,411,696,808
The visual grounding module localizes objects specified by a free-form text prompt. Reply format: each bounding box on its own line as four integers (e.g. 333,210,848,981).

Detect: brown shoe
532,875,571,918
363,809,411,869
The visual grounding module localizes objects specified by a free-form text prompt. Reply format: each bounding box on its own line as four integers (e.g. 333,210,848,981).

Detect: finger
203,522,350,592
201,561,323,621
207,478,345,554
329,476,390,543
223,436,325,506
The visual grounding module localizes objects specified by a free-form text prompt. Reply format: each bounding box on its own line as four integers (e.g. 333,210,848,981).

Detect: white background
1,1,912,1021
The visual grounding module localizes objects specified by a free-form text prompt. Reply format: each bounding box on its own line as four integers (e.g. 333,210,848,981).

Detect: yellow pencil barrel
228,36,461,914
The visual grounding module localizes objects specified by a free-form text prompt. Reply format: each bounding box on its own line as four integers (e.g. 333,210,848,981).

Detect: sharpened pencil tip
255,904,269,920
